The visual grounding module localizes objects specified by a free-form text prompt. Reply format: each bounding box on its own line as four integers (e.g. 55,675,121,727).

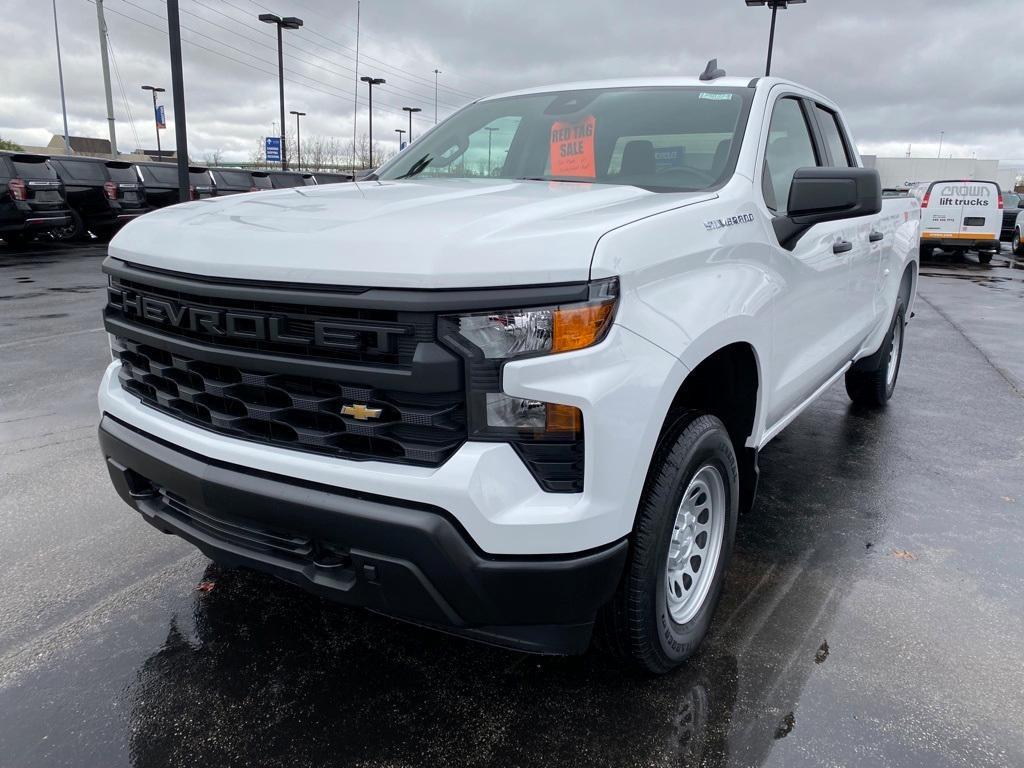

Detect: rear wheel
54,209,85,242
601,412,738,674
1013,228,1023,257
978,251,993,265
846,299,906,406
918,244,932,259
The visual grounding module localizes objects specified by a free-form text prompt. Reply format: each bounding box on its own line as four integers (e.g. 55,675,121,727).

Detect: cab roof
479,75,816,102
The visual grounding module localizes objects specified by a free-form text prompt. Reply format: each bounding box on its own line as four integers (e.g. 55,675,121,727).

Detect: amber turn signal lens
552,302,615,353
545,403,582,435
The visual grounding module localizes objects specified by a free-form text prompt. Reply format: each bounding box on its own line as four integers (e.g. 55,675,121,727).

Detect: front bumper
98,322,687,555
99,414,627,653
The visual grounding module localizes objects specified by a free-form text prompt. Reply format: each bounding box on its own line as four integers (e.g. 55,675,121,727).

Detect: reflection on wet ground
1,245,1022,768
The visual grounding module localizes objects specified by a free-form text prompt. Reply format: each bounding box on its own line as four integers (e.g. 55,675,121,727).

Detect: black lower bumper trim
98,415,627,654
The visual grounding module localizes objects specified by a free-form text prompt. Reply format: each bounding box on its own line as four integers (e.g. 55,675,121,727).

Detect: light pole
402,106,422,143
484,126,499,176
51,0,71,155
433,69,441,124
745,0,806,77
360,76,385,168
142,85,165,161
395,128,406,149
258,12,303,170
290,110,305,169
937,131,945,159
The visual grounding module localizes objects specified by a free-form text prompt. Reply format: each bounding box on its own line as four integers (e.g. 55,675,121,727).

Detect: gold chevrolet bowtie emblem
341,403,383,421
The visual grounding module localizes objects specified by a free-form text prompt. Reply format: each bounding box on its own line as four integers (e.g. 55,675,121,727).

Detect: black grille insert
114,336,466,466
106,276,431,366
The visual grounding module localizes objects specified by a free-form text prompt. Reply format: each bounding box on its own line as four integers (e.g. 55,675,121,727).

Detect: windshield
377,86,752,192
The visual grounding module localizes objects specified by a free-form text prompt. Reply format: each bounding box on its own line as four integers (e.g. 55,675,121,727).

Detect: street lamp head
402,106,422,114
290,110,306,116
141,85,165,93
745,0,805,6
258,13,280,23
281,16,303,29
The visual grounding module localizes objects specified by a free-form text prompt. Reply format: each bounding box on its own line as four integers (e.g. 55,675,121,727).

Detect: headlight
445,277,618,360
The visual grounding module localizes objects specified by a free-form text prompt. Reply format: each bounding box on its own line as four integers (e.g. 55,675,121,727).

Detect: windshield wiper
397,154,434,179
514,176,596,185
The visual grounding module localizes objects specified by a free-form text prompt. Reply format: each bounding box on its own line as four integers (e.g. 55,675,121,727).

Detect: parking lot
1,241,1022,767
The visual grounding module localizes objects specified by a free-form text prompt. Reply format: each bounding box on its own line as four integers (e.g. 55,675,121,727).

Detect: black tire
978,251,993,265
601,412,739,674
53,208,86,242
919,244,932,260
1013,228,1024,257
845,299,906,406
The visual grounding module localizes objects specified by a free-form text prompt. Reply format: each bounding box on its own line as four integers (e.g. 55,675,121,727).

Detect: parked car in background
210,168,260,196
312,172,353,184
50,156,149,241
0,152,71,246
882,187,910,198
268,170,316,189
910,179,1002,263
135,163,216,207
1012,209,1024,255
1001,191,1022,243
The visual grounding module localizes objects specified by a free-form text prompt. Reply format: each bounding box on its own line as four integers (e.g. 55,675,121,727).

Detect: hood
109,178,713,288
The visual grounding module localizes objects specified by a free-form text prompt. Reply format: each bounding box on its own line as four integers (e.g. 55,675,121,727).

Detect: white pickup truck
97,69,920,673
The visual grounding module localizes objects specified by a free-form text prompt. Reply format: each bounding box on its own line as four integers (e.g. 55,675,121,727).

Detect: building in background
862,155,1023,191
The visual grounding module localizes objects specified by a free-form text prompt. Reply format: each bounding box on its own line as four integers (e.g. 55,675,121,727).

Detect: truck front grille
113,336,466,466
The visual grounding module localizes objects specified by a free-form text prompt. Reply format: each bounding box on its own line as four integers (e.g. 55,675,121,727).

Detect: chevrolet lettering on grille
108,286,409,353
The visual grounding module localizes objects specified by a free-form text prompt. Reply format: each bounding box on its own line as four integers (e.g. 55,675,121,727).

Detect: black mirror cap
775,167,882,250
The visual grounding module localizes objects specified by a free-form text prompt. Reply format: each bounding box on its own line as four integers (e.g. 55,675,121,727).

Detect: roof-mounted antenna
700,58,726,81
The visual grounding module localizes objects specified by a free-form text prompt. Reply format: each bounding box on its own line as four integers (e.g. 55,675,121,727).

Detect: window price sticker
549,115,596,178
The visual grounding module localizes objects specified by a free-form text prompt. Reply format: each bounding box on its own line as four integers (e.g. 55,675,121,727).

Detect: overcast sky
2,0,1021,164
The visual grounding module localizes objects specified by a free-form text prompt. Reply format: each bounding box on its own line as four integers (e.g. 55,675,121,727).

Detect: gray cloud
2,0,1021,163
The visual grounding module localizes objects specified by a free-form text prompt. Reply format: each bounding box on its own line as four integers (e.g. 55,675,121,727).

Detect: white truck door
760,96,857,427
810,103,884,341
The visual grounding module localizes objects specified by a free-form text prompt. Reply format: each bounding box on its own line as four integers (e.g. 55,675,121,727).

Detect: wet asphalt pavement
1,242,1022,768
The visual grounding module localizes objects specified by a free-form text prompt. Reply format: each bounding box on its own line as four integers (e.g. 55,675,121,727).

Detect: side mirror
774,167,882,249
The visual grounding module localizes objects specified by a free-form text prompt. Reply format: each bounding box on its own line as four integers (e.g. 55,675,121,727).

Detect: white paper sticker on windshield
699,92,734,101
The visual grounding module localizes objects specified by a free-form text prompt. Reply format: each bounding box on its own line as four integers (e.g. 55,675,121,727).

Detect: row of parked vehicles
0,152,352,246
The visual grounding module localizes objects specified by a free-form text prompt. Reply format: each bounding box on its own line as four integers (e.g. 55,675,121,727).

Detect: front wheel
1013,228,1023,257
846,299,906,406
601,412,738,674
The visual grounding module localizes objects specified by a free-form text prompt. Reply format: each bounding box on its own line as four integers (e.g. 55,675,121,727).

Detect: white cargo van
912,179,1002,263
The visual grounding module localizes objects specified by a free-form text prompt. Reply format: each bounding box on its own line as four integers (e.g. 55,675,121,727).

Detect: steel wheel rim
886,319,903,388
665,464,726,625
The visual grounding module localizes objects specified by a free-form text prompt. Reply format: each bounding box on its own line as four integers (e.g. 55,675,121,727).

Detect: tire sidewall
884,300,907,400
647,420,739,665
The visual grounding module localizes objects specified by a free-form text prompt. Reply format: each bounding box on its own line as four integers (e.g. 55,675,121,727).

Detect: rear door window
13,158,59,180
54,160,108,182
189,170,212,186
251,174,273,189
141,165,179,184
106,164,139,183
213,170,253,187
762,97,820,213
814,105,854,167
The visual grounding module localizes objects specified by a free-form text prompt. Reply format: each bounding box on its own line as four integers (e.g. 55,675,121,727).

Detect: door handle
833,240,853,254
869,230,884,243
